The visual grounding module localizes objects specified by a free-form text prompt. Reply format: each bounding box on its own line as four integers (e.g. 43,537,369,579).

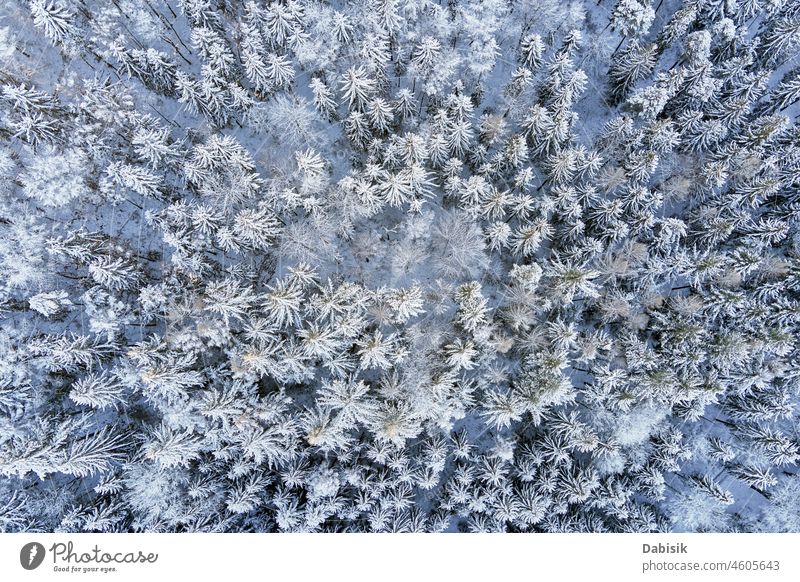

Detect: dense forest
1,0,799,532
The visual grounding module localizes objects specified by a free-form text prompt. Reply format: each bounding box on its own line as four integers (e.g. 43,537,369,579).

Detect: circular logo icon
20,542,46,570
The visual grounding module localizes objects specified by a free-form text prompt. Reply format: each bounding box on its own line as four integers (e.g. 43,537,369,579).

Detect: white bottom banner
2,533,798,582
